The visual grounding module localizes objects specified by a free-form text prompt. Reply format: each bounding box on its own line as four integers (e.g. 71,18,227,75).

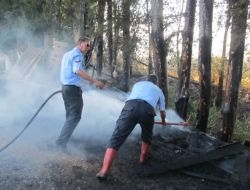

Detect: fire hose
0,90,62,153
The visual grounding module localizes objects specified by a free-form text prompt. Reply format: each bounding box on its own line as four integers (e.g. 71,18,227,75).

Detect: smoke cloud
0,19,129,174
0,19,188,183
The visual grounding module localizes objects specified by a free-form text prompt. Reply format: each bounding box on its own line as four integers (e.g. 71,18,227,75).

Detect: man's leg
96,102,138,179
139,103,155,164
56,86,83,149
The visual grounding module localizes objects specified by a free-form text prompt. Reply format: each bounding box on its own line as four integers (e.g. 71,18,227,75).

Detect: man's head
77,37,91,53
147,74,157,84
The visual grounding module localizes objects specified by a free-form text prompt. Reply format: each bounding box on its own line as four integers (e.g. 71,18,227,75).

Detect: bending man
96,74,166,180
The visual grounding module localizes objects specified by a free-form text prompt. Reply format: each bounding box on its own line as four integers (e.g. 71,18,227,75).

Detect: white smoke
0,77,189,157
0,80,127,151
0,24,188,179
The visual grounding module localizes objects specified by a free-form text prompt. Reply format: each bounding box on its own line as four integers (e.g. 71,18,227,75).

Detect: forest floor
0,68,250,190
0,132,249,190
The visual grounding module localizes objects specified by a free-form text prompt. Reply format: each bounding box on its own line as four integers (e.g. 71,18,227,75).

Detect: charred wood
139,142,245,177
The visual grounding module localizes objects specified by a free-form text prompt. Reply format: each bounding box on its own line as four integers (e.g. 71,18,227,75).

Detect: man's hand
76,70,105,89
160,110,166,124
93,80,105,89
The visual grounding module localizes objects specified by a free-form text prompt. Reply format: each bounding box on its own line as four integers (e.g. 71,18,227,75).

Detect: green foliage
174,90,250,142
193,106,247,141
186,97,198,123
232,116,250,141
206,106,221,135
5,0,47,31
167,84,176,108
214,107,249,141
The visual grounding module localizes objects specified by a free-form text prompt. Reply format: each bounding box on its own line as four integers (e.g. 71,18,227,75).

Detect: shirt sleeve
72,54,84,73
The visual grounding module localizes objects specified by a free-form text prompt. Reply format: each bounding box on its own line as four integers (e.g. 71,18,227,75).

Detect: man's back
127,81,165,110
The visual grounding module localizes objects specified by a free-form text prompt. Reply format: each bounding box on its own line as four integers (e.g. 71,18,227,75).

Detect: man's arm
160,110,166,123
159,90,166,123
76,70,104,89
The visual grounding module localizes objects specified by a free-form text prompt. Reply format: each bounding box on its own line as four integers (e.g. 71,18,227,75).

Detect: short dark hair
147,74,157,84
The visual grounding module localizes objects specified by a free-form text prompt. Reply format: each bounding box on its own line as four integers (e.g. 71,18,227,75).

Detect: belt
62,85,82,92
127,99,154,112
63,84,81,89
135,99,148,103
127,99,148,105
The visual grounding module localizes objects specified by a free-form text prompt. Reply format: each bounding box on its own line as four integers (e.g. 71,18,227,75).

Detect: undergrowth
168,87,250,142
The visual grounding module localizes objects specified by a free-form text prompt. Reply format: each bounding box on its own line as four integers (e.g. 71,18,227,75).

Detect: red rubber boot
139,142,150,164
96,148,117,180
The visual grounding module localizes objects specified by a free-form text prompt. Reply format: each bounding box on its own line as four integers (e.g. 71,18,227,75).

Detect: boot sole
96,175,107,181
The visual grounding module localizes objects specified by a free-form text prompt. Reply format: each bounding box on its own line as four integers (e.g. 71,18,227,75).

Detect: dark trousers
107,99,156,150
56,85,83,147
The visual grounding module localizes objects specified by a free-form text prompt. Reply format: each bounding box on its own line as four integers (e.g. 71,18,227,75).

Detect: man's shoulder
66,48,83,60
71,47,82,55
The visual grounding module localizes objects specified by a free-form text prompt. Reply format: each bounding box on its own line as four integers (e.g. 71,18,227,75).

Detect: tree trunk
176,0,185,70
80,0,87,37
196,0,213,133
175,0,197,120
107,0,113,68
113,2,120,67
151,0,168,106
220,0,248,142
96,0,105,76
120,0,131,92
215,1,231,108
146,0,153,74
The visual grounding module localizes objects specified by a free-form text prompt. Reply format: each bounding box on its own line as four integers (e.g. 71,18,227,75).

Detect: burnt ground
0,126,250,190
0,75,250,190
1,39,250,190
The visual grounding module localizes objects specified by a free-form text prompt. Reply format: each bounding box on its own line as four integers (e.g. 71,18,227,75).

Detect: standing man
56,37,104,154
96,74,166,180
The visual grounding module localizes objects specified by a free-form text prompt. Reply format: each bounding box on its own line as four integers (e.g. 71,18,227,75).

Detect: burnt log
181,169,230,184
139,141,245,176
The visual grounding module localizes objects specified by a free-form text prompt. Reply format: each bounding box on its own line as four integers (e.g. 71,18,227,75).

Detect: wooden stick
154,121,192,126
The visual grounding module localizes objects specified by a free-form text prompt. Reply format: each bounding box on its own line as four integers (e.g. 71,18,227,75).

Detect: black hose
0,90,62,153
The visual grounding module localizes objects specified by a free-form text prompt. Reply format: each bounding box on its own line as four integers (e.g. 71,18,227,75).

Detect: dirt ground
0,76,250,190
0,129,250,190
